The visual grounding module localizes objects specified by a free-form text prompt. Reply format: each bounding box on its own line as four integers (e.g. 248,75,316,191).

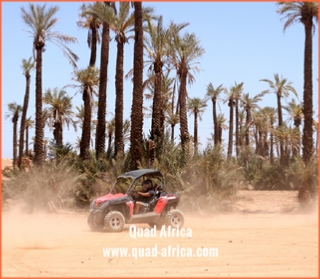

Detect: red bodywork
153,194,177,214
94,193,126,206
126,201,134,216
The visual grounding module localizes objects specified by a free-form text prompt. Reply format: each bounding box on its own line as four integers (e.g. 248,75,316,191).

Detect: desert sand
1,158,318,278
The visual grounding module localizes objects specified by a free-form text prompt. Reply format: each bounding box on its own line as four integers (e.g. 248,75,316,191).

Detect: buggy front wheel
104,211,125,232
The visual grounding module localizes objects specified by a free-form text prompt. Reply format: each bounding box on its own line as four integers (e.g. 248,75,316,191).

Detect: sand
1,159,318,277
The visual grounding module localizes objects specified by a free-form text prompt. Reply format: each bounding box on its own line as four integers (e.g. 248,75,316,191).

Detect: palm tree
43,88,77,147
205,83,224,146
110,3,136,158
103,2,135,158
25,117,34,157
82,2,112,159
6,103,22,168
169,29,205,154
260,107,277,164
283,98,303,128
144,71,176,162
252,109,269,157
283,98,303,156
240,93,262,146
277,2,318,166
224,86,235,158
165,112,180,142
145,72,175,125
260,74,297,165
75,105,85,128
43,137,50,159
129,1,144,170
74,104,96,150
144,15,169,144
216,113,228,144
188,97,207,155
224,83,243,158
18,57,34,168
85,2,114,158
21,3,78,165
159,72,175,137
68,67,100,160
233,82,244,157
238,109,246,148
106,117,115,157
144,18,185,144
313,119,318,155
273,125,300,166
77,3,103,67
123,119,131,146
260,73,297,127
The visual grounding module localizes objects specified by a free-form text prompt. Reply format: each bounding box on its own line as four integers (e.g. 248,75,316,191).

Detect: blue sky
1,1,319,159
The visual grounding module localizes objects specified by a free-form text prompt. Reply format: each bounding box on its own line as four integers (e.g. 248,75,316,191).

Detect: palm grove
5,2,318,209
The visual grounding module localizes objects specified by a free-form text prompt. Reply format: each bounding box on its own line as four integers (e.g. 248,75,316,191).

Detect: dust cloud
2,190,318,277
2,209,87,251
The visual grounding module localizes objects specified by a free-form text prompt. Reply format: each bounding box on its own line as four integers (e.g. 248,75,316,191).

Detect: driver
134,179,155,214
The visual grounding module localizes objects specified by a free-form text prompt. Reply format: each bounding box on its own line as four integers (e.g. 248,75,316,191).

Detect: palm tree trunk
235,99,239,156
254,126,258,154
239,123,243,148
89,22,98,67
107,132,113,156
33,47,44,165
245,108,250,146
150,62,163,164
13,117,18,168
52,110,63,147
277,93,283,127
293,125,300,158
277,93,285,166
263,132,269,157
258,131,263,156
25,127,29,156
218,125,222,143
115,40,125,158
172,79,176,114
171,124,175,141
179,70,189,152
194,111,198,155
212,99,218,145
95,2,110,159
316,128,318,156
151,62,162,141
130,1,144,170
302,20,314,164
56,122,63,146
227,99,234,158
299,17,315,205
171,80,176,142
160,107,165,140
270,121,274,164
80,89,92,160
18,73,31,168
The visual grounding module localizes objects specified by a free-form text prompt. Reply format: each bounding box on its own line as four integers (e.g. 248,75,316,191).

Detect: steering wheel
135,186,142,192
129,189,139,199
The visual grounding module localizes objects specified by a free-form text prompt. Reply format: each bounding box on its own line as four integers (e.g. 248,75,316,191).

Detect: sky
1,1,319,159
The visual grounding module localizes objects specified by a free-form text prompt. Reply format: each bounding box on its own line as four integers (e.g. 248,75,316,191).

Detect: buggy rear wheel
87,213,103,231
165,209,184,229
